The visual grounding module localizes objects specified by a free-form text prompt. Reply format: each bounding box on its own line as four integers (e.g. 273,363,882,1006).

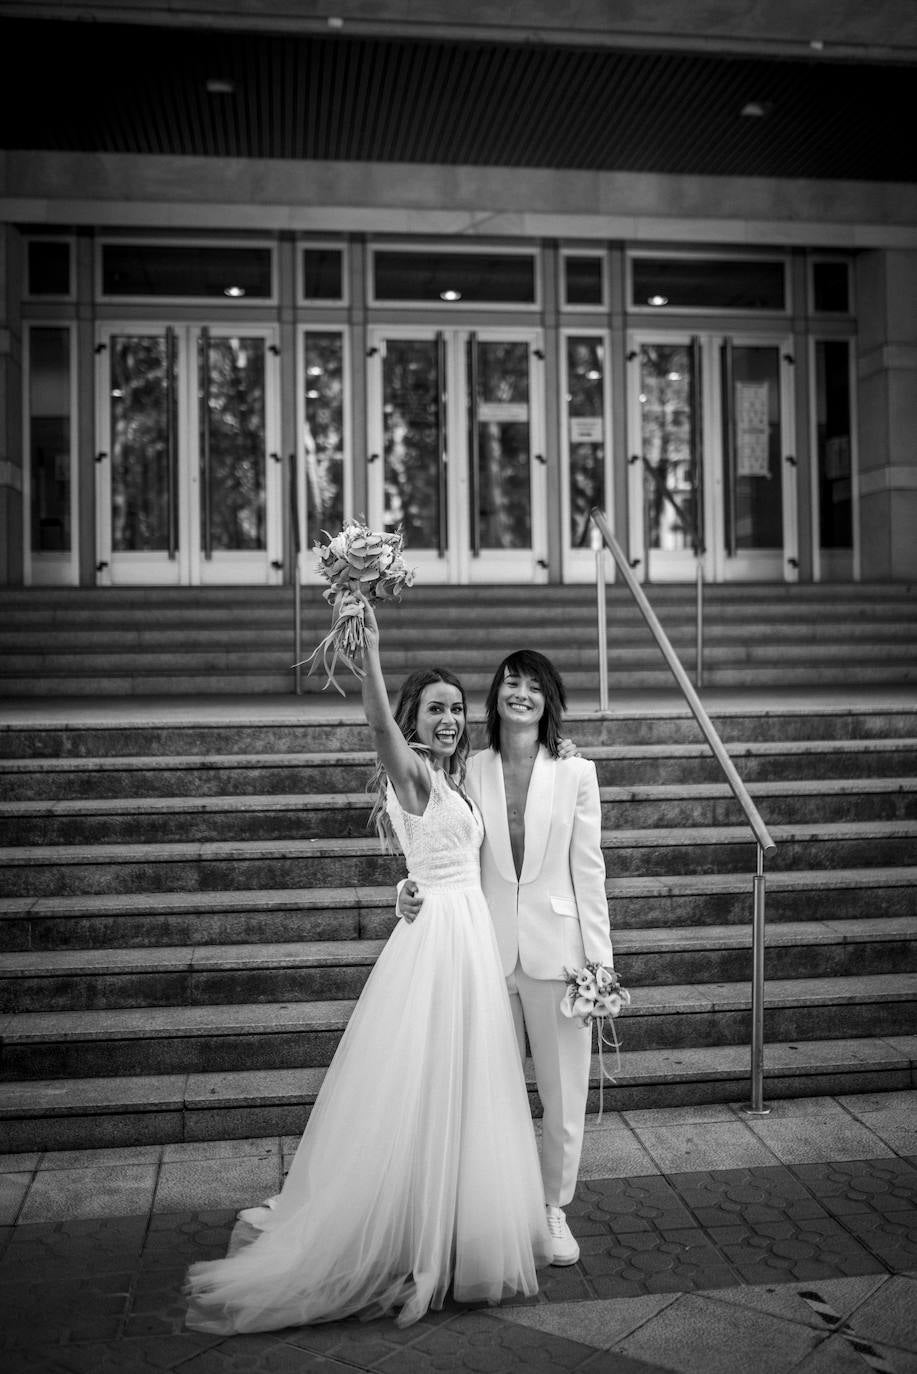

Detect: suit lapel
475,748,517,884
520,746,555,883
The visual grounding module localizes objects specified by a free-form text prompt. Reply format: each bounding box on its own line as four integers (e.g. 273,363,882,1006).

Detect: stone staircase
1,702,915,1152
1,582,915,695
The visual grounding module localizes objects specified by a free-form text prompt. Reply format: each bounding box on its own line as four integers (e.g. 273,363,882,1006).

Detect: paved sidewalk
2,1092,916,1373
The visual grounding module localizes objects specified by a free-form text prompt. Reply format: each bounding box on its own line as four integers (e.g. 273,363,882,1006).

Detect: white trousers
506,961,592,1208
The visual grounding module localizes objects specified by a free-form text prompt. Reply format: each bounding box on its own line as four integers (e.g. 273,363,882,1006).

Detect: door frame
95,320,283,586
626,328,798,583
365,324,549,585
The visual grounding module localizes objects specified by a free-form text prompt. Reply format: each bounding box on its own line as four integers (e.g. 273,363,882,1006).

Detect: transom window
372,250,537,305
631,256,787,312
100,243,274,300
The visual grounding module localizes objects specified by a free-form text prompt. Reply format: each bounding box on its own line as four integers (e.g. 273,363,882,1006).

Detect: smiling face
414,679,466,766
496,668,545,730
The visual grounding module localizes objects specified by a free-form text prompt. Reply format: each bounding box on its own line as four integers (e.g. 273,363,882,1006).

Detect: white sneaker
545,1204,580,1266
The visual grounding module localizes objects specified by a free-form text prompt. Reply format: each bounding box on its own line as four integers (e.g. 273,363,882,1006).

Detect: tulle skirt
184,882,552,1333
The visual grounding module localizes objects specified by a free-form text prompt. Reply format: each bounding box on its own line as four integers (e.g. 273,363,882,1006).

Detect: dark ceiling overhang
2,16,915,183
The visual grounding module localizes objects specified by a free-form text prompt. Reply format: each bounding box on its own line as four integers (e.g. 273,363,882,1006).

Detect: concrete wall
0,225,23,586
856,249,917,580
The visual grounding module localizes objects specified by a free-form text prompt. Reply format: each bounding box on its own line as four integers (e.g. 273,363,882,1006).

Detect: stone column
855,249,917,580
0,224,23,586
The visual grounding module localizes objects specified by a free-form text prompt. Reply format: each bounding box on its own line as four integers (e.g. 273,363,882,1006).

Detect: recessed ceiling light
647,294,668,307
440,289,462,301
741,101,771,118
224,285,245,298
206,79,235,95
585,369,602,381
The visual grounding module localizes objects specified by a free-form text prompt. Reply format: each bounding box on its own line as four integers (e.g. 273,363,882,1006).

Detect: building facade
2,1,917,593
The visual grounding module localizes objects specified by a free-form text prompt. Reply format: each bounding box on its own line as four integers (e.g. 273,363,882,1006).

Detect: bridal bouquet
296,520,415,694
561,962,631,1119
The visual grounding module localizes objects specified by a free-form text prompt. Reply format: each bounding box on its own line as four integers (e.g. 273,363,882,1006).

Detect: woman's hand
558,736,581,760
398,880,424,924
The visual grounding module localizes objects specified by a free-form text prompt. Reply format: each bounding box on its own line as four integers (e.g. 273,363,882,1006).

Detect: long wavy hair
367,667,471,850
484,649,567,757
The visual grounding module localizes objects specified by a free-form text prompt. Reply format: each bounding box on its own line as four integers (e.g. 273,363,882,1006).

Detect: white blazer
465,747,614,981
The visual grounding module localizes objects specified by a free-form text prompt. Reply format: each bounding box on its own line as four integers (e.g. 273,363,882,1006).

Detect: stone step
2,917,913,1014
3,661,916,698
5,614,915,652
3,821,915,897
4,738,917,801
2,868,914,951
3,777,914,846
1,1026,914,1152
2,973,913,1083
3,706,915,761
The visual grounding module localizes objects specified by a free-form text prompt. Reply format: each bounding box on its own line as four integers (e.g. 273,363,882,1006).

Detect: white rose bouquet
560,961,631,1119
297,520,415,694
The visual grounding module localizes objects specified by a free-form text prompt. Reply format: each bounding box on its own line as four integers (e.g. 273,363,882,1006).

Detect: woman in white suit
401,649,615,1266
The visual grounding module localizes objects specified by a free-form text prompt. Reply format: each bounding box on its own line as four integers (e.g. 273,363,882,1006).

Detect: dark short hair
485,650,567,757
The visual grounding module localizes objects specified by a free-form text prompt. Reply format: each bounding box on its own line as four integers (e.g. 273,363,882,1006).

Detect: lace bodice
386,765,483,889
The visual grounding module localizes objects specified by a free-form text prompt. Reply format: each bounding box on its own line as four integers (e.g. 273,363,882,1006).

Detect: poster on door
735,381,771,478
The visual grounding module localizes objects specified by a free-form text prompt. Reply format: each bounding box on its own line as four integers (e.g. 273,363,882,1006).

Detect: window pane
29,328,71,552
28,241,70,296
304,332,345,548
813,262,850,313
103,245,272,298
472,341,531,549
374,252,535,303
110,335,172,552
724,345,783,550
564,256,603,306
566,337,605,546
640,345,698,552
202,337,266,552
383,339,443,549
633,258,785,310
815,340,853,549
303,249,343,300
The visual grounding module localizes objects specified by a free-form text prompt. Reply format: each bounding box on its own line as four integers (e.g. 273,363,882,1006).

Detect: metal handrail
590,505,775,1113
289,452,304,694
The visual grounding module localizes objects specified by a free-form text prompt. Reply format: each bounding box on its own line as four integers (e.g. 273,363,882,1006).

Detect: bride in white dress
184,601,552,1333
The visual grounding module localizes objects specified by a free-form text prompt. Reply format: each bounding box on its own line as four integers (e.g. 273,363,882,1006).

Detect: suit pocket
550,895,578,919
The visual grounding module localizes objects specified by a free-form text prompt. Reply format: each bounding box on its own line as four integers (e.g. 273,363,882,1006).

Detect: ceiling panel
2,17,915,182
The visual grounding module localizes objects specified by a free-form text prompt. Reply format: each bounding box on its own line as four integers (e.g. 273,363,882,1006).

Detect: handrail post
591,521,609,712
745,842,770,1115
696,557,704,689
289,451,304,695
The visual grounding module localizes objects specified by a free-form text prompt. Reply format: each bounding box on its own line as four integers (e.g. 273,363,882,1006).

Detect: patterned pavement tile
567,1175,696,1236
666,1165,831,1228
179,1335,356,1371
577,1227,739,1297
140,1210,237,1271
11,1334,222,1373
706,1215,884,1283
0,1270,133,1347
840,1208,917,1271
371,1310,592,1372
124,1265,189,1339
0,1216,148,1278
790,1157,917,1218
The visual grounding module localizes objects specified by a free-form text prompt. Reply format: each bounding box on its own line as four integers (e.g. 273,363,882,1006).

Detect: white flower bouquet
560,962,631,1119
297,520,415,693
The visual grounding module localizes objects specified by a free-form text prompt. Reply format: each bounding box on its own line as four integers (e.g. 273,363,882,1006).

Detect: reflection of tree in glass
567,338,604,547
205,339,266,551
304,334,344,549
111,337,170,552
640,345,695,551
476,342,530,549
383,343,441,548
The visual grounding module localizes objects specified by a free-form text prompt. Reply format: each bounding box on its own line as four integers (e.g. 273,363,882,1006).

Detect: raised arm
357,598,431,814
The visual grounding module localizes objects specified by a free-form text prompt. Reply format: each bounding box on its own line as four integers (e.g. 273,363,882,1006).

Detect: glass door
96,324,281,585
627,332,797,582
367,327,547,583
